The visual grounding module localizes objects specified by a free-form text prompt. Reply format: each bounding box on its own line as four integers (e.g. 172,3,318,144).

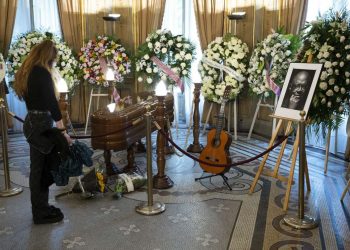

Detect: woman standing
13,40,72,224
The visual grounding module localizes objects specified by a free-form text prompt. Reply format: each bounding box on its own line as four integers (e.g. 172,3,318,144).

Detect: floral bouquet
135,29,195,88
300,10,350,129
7,31,80,92
248,30,300,98
79,35,131,87
198,33,249,103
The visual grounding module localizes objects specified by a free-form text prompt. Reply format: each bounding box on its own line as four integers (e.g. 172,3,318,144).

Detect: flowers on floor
79,35,131,87
135,29,195,88
248,30,300,98
198,33,249,103
300,10,350,129
7,31,80,92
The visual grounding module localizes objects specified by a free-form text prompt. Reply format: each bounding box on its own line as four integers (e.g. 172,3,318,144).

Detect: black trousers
23,111,55,217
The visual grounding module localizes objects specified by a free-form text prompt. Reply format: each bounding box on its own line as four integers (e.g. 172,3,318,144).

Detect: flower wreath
79,35,131,87
300,10,350,129
0,53,5,82
198,33,249,103
135,29,196,88
7,31,80,92
248,31,300,98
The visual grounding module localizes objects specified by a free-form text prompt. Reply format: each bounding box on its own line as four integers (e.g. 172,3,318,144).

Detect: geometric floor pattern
1,129,350,249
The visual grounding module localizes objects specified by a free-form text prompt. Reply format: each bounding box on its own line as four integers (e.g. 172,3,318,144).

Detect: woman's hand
63,131,73,145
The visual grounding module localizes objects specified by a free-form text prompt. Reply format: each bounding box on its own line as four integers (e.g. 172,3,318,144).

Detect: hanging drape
0,0,18,129
57,0,86,124
132,0,166,92
57,0,84,52
192,0,228,50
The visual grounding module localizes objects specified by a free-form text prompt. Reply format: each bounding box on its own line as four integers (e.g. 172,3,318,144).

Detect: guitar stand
195,173,232,190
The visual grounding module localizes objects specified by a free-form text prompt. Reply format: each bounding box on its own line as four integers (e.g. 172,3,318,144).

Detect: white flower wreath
135,29,195,87
7,31,80,92
248,31,299,98
300,10,350,128
198,34,249,104
0,53,5,82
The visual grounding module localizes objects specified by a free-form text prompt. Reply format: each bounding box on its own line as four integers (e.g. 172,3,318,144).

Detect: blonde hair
13,40,57,100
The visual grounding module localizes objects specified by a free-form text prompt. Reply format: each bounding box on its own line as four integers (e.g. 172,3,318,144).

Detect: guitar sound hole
213,139,221,147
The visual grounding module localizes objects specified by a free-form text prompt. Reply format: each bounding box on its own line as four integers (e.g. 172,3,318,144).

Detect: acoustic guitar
199,86,232,174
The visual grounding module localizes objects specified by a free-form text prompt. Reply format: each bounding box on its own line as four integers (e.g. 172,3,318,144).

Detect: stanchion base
135,201,166,215
153,175,174,189
283,214,318,229
0,187,23,197
187,143,203,153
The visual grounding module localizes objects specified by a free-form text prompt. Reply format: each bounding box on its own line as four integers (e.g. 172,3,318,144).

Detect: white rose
155,41,160,47
175,54,181,60
345,72,350,77
146,67,152,73
336,97,342,103
185,54,192,60
137,76,143,82
144,54,150,60
324,61,332,68
326,90,334,96
148,42,153,48
153,67,158,73
339,106,344,112
319,82,328,90
321,98,326,104
176,43,182,48
146,77,152,84
320,71,328,80
341,87,346,94
327,101,332,107
161,48,167,53
347,54,350,60
161,75,167,81
334,85,339,92
182,70,188,75
346,79,350,84
340,61,344,67
329,78,335,85
324,51,330,58
340,36,346,42
168,40,174,45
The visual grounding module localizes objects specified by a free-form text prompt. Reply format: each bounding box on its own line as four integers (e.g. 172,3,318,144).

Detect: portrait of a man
281,69,316,111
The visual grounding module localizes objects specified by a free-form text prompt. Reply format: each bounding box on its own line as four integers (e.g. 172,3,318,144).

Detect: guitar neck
215,101,227,140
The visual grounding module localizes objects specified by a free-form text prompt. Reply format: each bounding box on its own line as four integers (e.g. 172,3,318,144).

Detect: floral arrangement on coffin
79,35,131,87
299,10,350,129
7,31,80,92
198,33,249,103
135,29,195,88
0,53,5,82
248,30,300,98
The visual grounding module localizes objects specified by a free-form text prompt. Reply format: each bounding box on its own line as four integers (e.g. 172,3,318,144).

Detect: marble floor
0,128,350,250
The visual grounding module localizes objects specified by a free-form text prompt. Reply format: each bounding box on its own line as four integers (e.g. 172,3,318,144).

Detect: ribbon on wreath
201,56,246,82
264,58,281,96
151,56,184,92
112,87,120,103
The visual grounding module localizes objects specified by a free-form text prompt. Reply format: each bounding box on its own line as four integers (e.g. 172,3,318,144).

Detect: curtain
192,0,227,50
0,0,18,57
279,0,308,34
0,0,18,129
57,0,86,123
132,0,166,93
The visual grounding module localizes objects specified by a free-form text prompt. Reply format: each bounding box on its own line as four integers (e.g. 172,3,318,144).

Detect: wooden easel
249,115,311,211
84,87,113,134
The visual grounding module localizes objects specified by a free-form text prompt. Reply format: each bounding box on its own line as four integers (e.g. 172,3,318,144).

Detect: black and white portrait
281,69,316,111
275,63,323,121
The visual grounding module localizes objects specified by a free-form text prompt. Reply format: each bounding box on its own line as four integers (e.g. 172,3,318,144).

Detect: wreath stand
201,100,238,140
247,95,278,140
84,86,113,134
249,114,311,211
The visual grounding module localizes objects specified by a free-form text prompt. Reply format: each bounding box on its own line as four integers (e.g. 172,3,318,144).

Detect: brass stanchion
0,99,23,197
153,94,174,189
135,113,165,215
187,83,203,153
284,111,317,229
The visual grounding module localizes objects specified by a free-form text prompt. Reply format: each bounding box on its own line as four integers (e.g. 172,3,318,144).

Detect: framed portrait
274,63,323,121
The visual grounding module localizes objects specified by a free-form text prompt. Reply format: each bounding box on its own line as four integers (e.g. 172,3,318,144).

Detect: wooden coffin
91,93,174,151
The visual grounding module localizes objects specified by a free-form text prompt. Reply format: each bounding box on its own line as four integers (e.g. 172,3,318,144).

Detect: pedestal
187,83,203,153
